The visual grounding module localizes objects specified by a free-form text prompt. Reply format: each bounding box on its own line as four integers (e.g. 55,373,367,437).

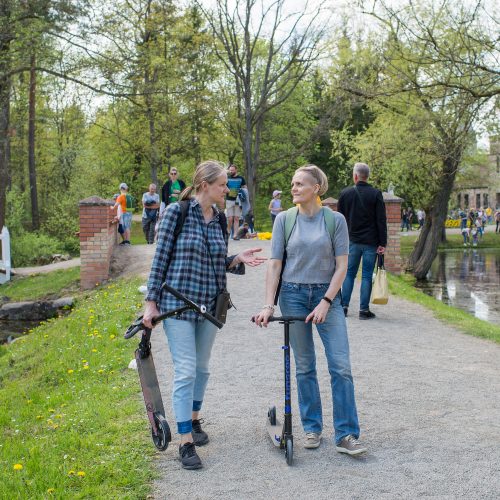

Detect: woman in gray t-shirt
255,164,366,456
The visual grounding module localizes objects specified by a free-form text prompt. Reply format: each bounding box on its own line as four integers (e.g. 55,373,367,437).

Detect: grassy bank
0,277,156,499
400,230,500,253
388,273,500,344
1,267,81,302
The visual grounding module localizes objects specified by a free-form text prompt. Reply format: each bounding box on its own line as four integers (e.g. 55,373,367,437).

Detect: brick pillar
79,196,118,290
322,193,403,274
383,193,403,274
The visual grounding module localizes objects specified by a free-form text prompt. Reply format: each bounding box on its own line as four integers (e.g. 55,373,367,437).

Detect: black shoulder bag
201,222,232,325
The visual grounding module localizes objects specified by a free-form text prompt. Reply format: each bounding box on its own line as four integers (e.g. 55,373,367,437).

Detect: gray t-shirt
271,209,349,284
142,192,160,218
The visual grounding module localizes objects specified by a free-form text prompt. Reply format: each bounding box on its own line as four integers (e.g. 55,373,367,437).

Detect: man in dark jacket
161,168,186,210
338,163,387,320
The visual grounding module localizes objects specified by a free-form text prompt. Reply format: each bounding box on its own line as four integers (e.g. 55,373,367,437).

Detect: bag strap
377,253,385,269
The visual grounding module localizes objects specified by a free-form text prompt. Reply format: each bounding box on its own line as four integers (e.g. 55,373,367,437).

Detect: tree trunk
0,1,12,230
410,158,458,279
28,51,39,230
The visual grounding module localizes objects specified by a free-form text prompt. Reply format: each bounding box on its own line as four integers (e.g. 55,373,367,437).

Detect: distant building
454,136,500,210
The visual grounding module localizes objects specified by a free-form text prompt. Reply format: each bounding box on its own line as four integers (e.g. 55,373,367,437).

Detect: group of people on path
141,159,386,470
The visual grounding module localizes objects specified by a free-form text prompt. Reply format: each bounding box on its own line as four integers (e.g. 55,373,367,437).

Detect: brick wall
79,196,118,290
322,193,403,274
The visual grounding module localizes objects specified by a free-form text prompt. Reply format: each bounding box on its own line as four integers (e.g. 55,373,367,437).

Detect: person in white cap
269,189,283,227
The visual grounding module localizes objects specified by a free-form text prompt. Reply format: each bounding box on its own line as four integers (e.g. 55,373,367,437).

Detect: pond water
413,248,500,325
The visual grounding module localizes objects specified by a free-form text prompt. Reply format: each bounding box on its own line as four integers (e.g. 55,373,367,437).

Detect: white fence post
0,226,11,284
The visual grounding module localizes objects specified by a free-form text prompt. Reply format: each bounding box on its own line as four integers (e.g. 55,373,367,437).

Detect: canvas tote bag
371,254,389,305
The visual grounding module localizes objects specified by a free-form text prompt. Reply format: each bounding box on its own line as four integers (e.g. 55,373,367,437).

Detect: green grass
1,267,81,302
400,229,500,253
387,273,500,344
0,277,157,499
130,220,146,245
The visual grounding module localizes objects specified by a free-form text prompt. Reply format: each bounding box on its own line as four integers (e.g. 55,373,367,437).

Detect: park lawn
1,267,81,302
400,229,500,253
388,273,500,344
0,277,157,499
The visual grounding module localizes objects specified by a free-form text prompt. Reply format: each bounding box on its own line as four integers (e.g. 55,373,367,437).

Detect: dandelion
92,348,97,353
36,415,42,419
68,470,76,476
27,400,32,404
109,334,116,340
47,488,55,494
48,408,55,413
55,414,63,419
83,365,89,370
82,360,87,363
13,463,23,471
77,471,86,477
67,369,74,374
98,369,104,374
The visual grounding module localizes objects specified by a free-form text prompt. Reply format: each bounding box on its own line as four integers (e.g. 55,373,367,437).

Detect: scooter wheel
152,412,171,451
268,406,277,426
285,437,293,466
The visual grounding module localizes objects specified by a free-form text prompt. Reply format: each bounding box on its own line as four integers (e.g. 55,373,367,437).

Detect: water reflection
414,249,500,325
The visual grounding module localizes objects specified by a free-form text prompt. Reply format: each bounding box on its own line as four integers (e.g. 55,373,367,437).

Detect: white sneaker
304,432,321,449
336,435,367,455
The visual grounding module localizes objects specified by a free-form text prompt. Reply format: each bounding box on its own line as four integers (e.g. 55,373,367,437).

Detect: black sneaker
179,442,203,470
359,310,376,320
343,306,348,317
192,419,209,446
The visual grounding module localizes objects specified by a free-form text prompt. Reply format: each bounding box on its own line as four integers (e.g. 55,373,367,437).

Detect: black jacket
161,179,186,206
337,181,387,247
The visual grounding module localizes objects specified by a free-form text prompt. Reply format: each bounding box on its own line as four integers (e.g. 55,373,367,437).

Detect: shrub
10,232,65,267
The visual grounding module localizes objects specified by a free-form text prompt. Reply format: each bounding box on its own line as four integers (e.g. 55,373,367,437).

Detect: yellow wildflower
77,471,86,477
13,463,23,471
47,488,55,494
67,369,74,374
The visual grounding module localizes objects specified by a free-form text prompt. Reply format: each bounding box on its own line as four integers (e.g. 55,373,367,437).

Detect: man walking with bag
338,163,387,320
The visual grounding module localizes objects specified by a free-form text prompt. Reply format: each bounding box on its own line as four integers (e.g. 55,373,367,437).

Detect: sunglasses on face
170,172,177,175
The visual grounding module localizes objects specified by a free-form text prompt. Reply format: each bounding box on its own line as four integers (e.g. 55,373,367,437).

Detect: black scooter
253,315,306,465
125,283,223,451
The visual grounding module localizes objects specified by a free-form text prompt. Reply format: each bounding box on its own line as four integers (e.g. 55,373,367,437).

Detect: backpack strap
284,206,299,245
283,206,336,247
173,199,227,244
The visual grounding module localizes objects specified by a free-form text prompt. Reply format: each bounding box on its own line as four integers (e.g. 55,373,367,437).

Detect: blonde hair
180,160,226,200
295,164,328,197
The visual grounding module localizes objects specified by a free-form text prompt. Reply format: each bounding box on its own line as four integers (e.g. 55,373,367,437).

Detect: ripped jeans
279,282,360,444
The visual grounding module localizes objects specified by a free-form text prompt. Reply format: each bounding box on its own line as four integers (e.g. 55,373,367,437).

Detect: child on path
269,190,283,226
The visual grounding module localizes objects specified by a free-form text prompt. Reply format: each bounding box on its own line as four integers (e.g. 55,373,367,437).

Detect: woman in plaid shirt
143,160,265,470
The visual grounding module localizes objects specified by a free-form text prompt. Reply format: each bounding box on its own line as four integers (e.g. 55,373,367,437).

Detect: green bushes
10,232,65,267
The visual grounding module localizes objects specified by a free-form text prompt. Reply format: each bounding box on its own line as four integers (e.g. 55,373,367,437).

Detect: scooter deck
136,349,165,417
266,418,283,447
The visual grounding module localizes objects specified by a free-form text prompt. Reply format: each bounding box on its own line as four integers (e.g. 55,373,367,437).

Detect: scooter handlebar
161,283,223,329
251,315,306,323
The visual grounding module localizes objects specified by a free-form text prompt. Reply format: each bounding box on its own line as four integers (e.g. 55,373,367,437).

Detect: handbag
371,254,389,305
202,226,232,324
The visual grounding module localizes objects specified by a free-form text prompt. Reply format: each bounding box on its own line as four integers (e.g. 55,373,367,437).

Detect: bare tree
198,0,326,202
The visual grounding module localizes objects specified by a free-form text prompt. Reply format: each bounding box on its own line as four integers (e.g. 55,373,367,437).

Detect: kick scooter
125,283,223,451
253,315,306,465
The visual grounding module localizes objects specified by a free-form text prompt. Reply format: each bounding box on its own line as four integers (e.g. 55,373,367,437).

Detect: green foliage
0,278,155,498
0,268,80,301
10,232,65,268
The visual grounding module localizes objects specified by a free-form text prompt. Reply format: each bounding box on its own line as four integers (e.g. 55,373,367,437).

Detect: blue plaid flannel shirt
146,199,245,322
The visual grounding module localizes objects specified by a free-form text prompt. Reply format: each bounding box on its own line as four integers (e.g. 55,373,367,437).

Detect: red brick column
383,193,403,274
79,196,118,290
322,193,403,274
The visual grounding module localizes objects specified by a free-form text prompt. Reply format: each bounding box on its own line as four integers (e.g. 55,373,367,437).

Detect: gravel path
133,239,499,499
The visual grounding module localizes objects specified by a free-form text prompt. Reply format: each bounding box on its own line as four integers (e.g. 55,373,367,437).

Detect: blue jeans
341,242,377,311
163,318,218,434
279,282,360,444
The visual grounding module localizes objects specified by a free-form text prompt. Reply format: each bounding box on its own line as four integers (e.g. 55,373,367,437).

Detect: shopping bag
371,254,389,305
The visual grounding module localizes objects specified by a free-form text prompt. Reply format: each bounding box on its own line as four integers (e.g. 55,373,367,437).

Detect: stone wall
322,193,403,274
79,196,117,290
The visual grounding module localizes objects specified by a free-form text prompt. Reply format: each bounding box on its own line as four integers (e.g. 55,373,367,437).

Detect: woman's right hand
254,307,274,328
143,301,160,329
